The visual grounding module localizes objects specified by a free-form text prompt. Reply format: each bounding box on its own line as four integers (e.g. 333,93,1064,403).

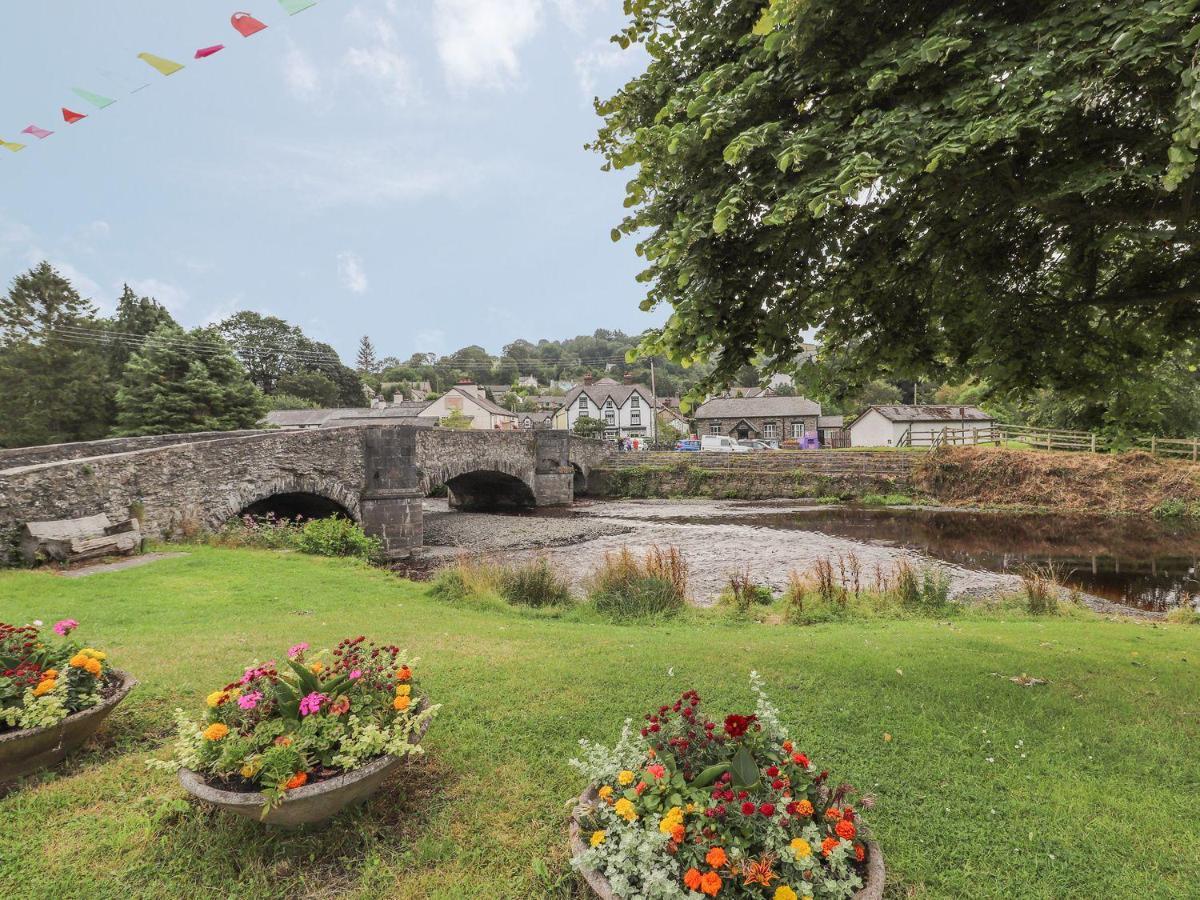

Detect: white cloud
551,0,602,32
574,38,629,100
125,278,190,314
282,40,322,101
337,252,369,293
343,7,418,103
433,0,542,90
229,138,493,208
82,220,111,241
414,328,448,356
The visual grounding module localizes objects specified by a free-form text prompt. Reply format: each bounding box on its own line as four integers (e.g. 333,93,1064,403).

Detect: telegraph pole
650,358,659,445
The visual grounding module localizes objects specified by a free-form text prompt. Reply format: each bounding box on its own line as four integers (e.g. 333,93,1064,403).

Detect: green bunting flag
71,87,116,109
278,0,317,14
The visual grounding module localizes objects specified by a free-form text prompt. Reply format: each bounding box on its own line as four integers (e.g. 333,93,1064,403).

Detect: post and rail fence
912,423,1200,461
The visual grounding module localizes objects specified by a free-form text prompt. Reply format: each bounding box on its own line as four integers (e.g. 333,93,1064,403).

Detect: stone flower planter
178,702,431,827
0,669,137,789
569,787,885,900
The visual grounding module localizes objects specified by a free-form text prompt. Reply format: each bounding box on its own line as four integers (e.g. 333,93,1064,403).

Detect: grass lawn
1,547,1198,899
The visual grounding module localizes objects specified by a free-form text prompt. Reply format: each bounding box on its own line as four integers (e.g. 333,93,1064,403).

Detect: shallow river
422,499,1200,614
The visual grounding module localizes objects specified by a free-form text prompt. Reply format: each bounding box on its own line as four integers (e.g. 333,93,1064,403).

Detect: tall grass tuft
588,547,688,621
721,568,774,614
1022,565,1061,615
498,556,574,608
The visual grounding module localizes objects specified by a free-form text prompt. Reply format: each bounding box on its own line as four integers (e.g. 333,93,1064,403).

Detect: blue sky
0,1,655,361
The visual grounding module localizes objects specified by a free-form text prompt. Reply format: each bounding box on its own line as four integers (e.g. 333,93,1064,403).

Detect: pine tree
0,262,112,448
356,335,378,374
106,285,176,377
113,325,266,436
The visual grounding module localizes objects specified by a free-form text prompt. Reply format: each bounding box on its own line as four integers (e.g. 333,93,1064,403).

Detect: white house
420,382,520,430
846,405,995,447
553,376,657,440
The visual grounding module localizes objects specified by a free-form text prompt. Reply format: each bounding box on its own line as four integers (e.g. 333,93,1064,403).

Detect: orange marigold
683,868,703,891
854,843,866,862
705,846,728,868
83,657,102,676
42,669,58,680
836,820,856,841
699,871,722,897
202,722,229,741
824,807,842,821
33,679,56,697
821,837,839,857
671,823,686,843
794,799,814,817
396,665,412,682
284,771,308,791
393,694,411,711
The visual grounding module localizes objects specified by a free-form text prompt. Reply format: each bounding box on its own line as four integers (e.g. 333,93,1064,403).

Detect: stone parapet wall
0,430,277,472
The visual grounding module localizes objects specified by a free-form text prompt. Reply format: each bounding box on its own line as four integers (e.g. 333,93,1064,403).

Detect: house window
630,395,640,409
604,401,616,425
710,423,722,435
791,422,803,439
631,411,641,426
764,422,778,439
578,396,589,416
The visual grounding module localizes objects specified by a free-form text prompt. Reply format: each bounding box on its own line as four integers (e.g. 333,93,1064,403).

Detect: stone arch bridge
0,427,611,559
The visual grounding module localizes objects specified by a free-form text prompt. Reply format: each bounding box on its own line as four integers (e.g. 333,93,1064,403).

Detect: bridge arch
210,476,363,528
420,457,538,512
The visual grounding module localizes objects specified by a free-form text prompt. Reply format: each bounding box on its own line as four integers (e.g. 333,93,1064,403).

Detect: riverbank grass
2,546,1198,898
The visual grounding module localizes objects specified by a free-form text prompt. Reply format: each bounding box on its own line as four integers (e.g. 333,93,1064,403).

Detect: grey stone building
692,395,822,442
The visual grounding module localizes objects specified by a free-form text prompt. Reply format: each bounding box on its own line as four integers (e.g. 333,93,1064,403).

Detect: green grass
1,546,1198,899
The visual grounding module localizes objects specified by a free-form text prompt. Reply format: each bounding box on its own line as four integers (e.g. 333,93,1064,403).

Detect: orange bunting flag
138,53,185,76
231,12,268,37
62,108,87,124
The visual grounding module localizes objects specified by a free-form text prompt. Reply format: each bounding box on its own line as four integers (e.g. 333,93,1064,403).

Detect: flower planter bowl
0,669,137,789
178,701,431,828
569,787,886,900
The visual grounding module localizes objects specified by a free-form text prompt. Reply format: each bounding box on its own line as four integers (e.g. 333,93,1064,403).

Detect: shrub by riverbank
1,546,1197,898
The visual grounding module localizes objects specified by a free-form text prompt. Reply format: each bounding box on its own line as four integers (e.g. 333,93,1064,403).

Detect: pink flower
299,692,326,717
348,669,362,681
237,690,263,710
288,642,309,660
646,764,666,779
53,619,79,636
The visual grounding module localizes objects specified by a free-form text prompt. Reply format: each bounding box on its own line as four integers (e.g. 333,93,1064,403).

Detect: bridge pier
360,427,423,560
532,431,574,507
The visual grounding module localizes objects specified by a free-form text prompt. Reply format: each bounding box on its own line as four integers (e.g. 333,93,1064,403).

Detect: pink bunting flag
195,45,225,59
22,125,53,139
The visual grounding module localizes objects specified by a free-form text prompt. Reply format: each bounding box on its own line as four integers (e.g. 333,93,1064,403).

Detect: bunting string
4,2,321,159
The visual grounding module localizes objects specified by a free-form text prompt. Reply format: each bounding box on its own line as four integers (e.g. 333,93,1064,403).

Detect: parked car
675,439,701,451
737,439,774,451
700,435,751,453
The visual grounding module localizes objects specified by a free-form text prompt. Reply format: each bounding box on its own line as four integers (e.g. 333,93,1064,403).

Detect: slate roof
561,383,655,409
447,386,518,418
692,395,822,419
817,415,845,428
851,405,994,425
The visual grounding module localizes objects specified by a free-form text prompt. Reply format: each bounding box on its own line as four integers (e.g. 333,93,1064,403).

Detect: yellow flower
774,888,798,900
206,691,227,708
80,648,106,661
685,802,699,814
790,838,812,860
202,722,229,741
659,806,684,834
590,830,605,847
597,785,613,801
310,662,324,674
614,798,637,822
393,695,411,711
395,684,412,697
617,770,635,786
240,762,259,779
33,679,56,697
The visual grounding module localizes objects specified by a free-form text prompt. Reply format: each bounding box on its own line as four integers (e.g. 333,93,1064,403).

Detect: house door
736,425,750,439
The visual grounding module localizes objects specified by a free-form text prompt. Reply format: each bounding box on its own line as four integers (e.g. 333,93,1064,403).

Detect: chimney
583,374,594,386
623,372,634,385
457,379,482,398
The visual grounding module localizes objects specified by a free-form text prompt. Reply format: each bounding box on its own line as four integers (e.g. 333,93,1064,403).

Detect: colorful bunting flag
195,45,225,59
72,88,115,109
138,53,185,76
0,139,26,153
231,12,268,37
278,0,317,15
62,108,87,124
22,125,53,139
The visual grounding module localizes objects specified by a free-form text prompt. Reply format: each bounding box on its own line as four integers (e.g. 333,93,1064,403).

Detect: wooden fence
915,423,1200,461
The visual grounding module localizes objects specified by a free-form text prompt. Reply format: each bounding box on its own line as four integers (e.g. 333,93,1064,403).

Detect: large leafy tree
113,325,266,436
0,262,112,447
595,0,1200,404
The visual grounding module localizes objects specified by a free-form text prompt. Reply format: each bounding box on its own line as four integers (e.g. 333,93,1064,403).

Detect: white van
700,435,751,453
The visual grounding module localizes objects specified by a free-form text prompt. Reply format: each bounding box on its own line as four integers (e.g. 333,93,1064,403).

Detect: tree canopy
595,0,1200,404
